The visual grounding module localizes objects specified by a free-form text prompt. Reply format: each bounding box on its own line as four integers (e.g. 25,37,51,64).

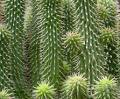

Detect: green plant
5,0,29,98
94,77,117,99
100,28,118,76
0,0,118,98
97,0,116,28
0,90,11,99
73,0,105,96
62,74,88,99
0,25,12,90
39,0,64,86
34,82,55,99
63,0,76,33
63,32,84,72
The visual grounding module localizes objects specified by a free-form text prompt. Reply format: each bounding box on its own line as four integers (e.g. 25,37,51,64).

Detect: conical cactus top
100,28,116,44
62,74,88,99
64,32,84,55
0,90,11,99
95,77,117,99
97,0,116,28
34,82,56,99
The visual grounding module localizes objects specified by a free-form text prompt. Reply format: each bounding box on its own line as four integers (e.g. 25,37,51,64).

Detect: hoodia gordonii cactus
73,0,105,95
5,0,29,98
0,25,12,91
62,74,88,99
39,0,64,86
94,77,118,99
34,81,56,99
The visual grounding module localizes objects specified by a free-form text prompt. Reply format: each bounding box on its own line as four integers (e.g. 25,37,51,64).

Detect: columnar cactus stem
29,0,42,87
73,0,105,96
39,0,64,86
0,25,12,91
63,0,76,33
5,0,28,98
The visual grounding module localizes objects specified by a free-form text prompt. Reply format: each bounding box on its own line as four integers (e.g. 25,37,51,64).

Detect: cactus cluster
0,0,119,99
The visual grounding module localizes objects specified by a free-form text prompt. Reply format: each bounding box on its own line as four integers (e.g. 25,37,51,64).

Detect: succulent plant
95,77,118,99
5,0,29,98
64,32,84,55
62,0,76,33
97,0,117,28
0,25,12,90
100,28,116,44
39,0,64,86
73,0,106,96
62,74,88,99
63,32,84,73
0,90,11,99
34,82,56,99
100,28,118,76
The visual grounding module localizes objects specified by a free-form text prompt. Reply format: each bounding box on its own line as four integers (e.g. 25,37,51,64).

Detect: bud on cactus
95,77,117,99
34,82,56,99
62,74,88,99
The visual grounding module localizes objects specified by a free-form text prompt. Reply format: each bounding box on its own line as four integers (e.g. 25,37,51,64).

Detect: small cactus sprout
34,82,56,99
95,77,117,99
100,28,116,45
62,74,88,99
0,90,11,99
64,32,84,55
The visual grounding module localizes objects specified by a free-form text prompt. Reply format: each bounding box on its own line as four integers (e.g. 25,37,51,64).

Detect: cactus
62,0,76,33
34,81,56,99
63,32,84,72
100,28,118,76
0,89,11,99
28,0,42,88
94,77,118,99
0,25,12,91
73,0,105,95
39,0,64,86
5,0,29,98
97,0,117,28
62,74,88,99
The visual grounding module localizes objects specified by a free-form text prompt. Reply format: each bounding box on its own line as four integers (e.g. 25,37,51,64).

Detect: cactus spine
5,0,29,98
